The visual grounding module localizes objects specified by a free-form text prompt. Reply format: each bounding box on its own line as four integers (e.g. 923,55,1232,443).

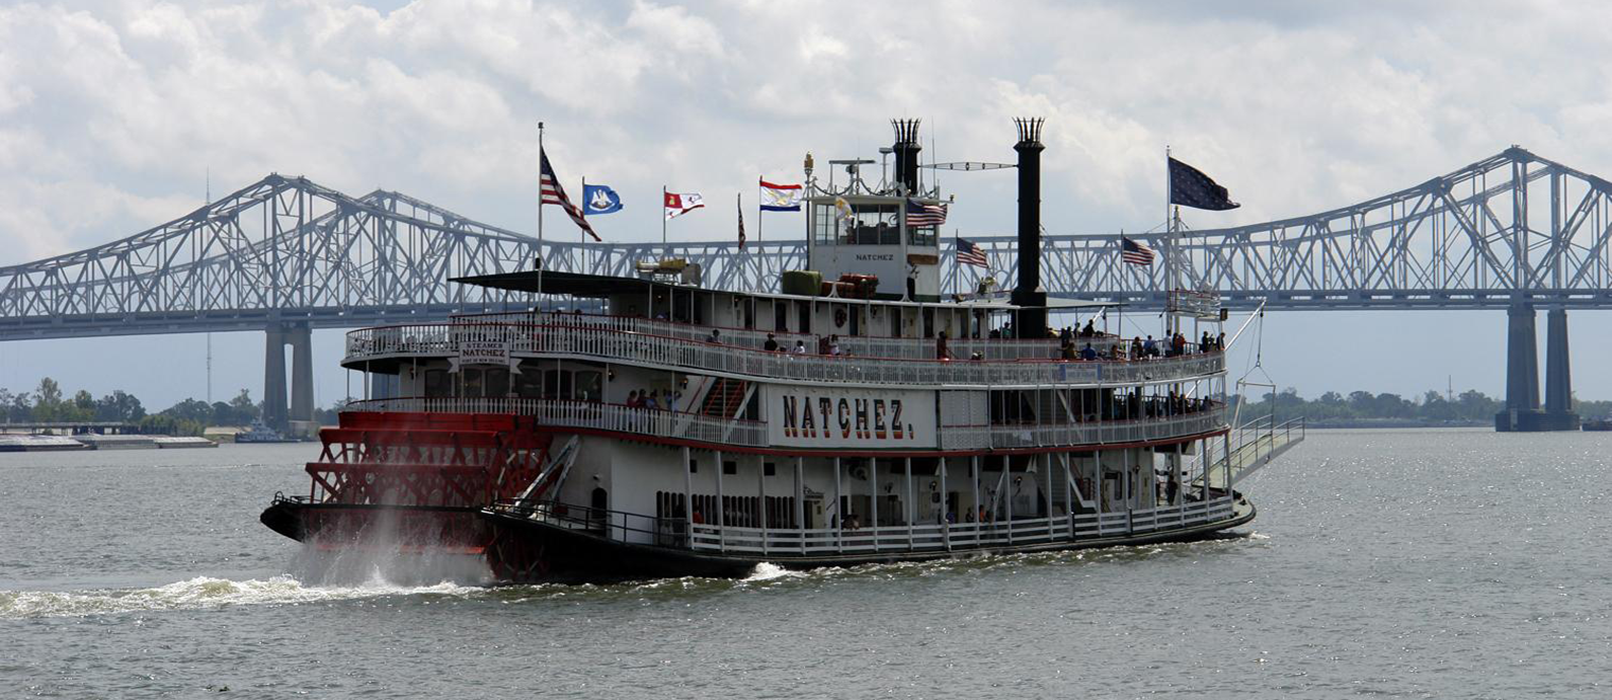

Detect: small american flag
737,194,746,251
956,237,989,268
1120,236,1155,265
540,149,600,242
906,198,948,228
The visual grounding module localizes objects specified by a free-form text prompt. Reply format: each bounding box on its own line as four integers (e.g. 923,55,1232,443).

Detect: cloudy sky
3,0,1612,410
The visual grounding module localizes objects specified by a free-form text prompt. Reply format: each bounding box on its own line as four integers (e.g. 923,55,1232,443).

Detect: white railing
456,310,1135,361
344,397,769,447
938,406,1227,450
686,498,1238,554
345,318,1224,388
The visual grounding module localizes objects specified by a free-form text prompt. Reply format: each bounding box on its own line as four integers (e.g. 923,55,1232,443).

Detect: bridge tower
262,322,316,434
1495,305,1580,432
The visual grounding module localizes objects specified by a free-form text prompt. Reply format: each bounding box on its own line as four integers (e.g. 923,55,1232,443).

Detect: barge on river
261,119,1304,582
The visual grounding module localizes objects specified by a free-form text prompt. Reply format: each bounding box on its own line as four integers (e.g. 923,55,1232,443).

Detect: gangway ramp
1198,417,1306,491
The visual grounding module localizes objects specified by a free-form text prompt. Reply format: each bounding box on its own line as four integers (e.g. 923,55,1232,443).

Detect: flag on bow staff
1168,157,1240,211
1120,236,1155,265
737,194,746,250
540,149,600,241
956,237,988,268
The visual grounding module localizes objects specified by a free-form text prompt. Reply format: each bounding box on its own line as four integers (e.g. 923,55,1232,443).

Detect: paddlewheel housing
296,411,561,557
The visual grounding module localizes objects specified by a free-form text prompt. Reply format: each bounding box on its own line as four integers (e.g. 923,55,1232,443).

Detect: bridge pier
1543,308,1581,430
290,323,314,425
262,322,316,433
263,324,288,431
1496,304,1579,431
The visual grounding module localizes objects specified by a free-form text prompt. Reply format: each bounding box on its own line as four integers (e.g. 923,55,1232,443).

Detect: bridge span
1,146,1605,431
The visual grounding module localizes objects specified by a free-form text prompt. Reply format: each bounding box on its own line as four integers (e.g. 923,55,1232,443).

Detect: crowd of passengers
701,317,1224,364
1061,329,1225,361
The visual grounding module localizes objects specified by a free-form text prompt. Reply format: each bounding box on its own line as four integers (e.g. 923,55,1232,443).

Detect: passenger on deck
645,390,661,411
1081,343,1097,360
708,329,722,344
1143,335,1158,357
1131,337,1143,359
1060,326,1073,344
692,509,705,524
764,333,780,352
1217,331,1226,350
970,352,984,361
936,331,952,360
1082,319,1096,337
626,390,642,408
1061,341,1077,360
1200,331,1212,353
793,340,808,354
829,335,843,356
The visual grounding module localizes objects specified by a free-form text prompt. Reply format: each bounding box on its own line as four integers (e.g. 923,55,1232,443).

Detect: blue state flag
582,184,623,215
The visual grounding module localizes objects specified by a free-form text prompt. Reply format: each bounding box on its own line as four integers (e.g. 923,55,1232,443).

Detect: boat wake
0,574,480,619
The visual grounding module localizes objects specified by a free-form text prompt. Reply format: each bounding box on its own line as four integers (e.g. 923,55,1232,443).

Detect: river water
1,430,1607,698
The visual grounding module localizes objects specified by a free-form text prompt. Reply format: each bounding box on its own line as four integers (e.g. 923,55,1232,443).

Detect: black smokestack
1012,118,1047,337
891,119,922,195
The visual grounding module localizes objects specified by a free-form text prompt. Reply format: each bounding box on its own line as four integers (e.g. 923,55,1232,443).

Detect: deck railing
455,310,1133,361
683,498,1238,555
344,397,769,447
343,396,1225,451
345,318,1224,388
938,406,1227,450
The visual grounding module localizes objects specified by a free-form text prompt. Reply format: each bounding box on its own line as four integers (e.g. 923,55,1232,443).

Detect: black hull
262,500,1257,584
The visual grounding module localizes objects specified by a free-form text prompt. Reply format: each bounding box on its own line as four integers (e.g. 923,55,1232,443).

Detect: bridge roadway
0,146,1605,431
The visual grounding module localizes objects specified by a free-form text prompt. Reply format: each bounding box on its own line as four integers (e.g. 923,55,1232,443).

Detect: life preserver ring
834,308,848,328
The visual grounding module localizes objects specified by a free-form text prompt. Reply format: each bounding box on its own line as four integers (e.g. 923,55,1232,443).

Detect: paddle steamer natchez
260,119,1304,582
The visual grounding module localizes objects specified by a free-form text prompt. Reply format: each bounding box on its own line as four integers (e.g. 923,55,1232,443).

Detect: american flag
737,194,746,251
1120,236,1155,265
956,237,988,268
906,198,948,228
540,149,600,242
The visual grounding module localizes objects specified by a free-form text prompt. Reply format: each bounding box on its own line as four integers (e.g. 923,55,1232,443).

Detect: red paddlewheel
304,411,559,509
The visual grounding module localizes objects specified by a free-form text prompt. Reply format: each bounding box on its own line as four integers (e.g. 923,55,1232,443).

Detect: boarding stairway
1193,415,1306,491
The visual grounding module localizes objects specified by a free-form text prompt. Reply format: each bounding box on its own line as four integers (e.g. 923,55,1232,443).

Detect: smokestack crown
1014,117,1045,150
891,119,923,195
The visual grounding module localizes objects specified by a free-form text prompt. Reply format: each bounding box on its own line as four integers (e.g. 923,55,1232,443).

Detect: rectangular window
723,461,737,475
763,462,776,477
424,369,449,398
689,459,698,474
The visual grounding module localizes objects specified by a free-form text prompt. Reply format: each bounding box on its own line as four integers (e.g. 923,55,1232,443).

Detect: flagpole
538,122,545,309
1165,145,1175,336
580,174,587,273
756,177,764,292
662,185,668,250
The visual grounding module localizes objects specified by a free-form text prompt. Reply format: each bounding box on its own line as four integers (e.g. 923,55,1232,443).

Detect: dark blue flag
582,184,623,215
1169,157,1239,211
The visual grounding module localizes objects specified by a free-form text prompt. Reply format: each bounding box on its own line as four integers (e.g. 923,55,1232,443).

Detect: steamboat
260,119,1305,582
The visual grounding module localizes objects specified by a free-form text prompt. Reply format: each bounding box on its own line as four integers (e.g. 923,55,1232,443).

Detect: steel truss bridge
0,146,1604,430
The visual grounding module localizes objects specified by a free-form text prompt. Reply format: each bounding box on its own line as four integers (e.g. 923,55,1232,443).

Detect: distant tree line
1230,388,1612,424
0,377,344,435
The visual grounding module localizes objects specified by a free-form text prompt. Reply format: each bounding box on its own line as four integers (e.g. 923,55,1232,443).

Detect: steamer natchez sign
763,386,936,449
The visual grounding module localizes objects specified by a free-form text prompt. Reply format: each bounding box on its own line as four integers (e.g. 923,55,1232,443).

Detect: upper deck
344,310,1226,389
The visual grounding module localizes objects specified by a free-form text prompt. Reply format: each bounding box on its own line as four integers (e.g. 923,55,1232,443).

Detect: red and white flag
664,191,705,220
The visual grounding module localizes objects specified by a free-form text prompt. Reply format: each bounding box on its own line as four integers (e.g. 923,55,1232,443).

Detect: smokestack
1012,118,1047,337
891,119,922,195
